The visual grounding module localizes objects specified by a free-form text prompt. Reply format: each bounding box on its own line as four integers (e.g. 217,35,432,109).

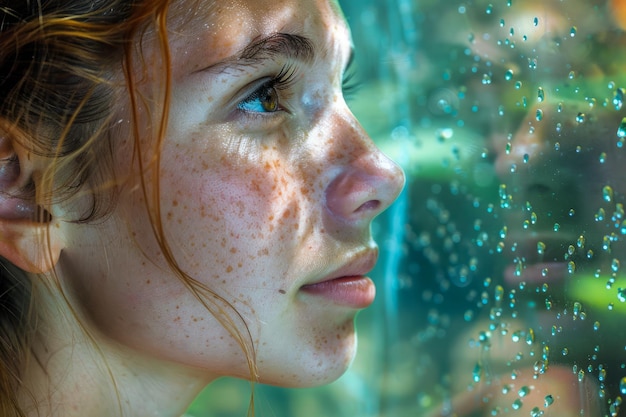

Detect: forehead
166,0,350,69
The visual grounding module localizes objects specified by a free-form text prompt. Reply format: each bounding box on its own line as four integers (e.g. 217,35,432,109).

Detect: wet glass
188,1,626,416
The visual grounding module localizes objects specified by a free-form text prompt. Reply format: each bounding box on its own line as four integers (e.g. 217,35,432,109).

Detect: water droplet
568,261,576,274
618,288,626,303
596,208,606,222
573,301,582,317
544,395,554,407
570,26,577,37
612,259,621,272
473,362,482,382
533,17,539,26
505,142,512,154
505,69,514,81
531,406,544,417
523,153,529,163
569,71,576,79
518,386,531,397
562,347,569,355
537,87,545,102
515,80,522,89
553,223,560,232
567,245,575,256
482,74,492,85
620,377,626,394
617,117,626,138
536,109,543,121
530,212,538,224
594,321,601,331
554,142,560,151
512,398,523,410
600,152,607,164
526,328,535,345
614,88,625,110
537,241,546,255
576,113,586,124
486,3,493,14
578,369,585,382
500,18,505,27
577,235,585,248
604,185,614,202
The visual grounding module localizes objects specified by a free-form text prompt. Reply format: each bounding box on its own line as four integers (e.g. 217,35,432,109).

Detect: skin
14,0,405,416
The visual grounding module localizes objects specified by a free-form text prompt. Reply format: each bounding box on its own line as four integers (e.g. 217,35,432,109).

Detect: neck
19,279,214,417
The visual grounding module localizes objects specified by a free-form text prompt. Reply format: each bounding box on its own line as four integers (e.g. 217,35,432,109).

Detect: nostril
356,199,381,213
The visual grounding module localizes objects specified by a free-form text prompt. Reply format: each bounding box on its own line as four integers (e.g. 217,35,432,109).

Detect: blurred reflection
400,1,626,416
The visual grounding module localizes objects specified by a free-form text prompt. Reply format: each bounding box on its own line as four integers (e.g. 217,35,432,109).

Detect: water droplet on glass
537,241,546,255
482,74,492,85
512,398,523,410
505,69,514,81
576,113,586,124
486,3,493,14
620,377,626,394
613,88,625,110
618,288,626,303
577,235,585,248
612,259,621,272
594,321,601,331
600,152,607,164
515,80,522,89
569,71,576,80
604,185,614,202
553,223,560,232
544,395,554,407
570,26,577,37
554,142,560,151
562,347,569,355
568,245,575,256
473,362,482,382
531,406,544,417
526,328,535,345
573,301,582,317
533,17,539,26
596,208,605,222
568,261,576,274
500,18,505,27
518,386,531,397
617,117,626,138
537,87,545,102
535,109,543,121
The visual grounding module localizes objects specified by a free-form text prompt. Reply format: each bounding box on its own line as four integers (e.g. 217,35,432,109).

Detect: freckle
145,279,151,284
172,200,179,207
226,265,233,273
237,262,242,268
278,289,286,294
230,247,237,254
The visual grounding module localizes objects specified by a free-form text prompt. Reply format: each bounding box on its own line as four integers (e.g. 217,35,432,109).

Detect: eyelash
236,62,361,117
236,64,298,115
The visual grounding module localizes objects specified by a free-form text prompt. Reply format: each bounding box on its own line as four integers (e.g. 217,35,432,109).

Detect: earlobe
0,123,64,274
0,221,63,274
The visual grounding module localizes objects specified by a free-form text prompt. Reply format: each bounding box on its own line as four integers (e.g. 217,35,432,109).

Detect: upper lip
301,247,379,288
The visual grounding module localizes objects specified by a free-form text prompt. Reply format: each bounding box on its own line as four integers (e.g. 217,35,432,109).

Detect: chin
257,332,358,388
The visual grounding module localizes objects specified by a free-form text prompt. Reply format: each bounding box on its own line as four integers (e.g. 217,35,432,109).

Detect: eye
237,80,281,113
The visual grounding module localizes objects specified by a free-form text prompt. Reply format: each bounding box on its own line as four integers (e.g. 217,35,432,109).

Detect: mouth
299,249,378,309
503,232,578,286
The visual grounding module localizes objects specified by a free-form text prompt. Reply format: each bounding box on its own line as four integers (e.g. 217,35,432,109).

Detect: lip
300,249,378,308
504,261,569,285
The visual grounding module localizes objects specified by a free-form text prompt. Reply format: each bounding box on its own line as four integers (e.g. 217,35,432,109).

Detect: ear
0,123,64,274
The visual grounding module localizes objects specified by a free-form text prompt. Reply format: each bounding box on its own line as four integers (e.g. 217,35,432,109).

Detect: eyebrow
200,32,316,74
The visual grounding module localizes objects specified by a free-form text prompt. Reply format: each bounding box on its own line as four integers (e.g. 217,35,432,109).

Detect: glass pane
190,1,626,416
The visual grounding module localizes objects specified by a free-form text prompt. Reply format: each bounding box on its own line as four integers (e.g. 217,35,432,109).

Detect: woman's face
57,0,404,386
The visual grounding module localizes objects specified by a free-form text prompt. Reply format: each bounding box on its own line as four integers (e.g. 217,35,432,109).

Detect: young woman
0,0,405,415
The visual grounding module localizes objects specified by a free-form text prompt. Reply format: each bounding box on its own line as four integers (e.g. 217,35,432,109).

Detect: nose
324,112,405,226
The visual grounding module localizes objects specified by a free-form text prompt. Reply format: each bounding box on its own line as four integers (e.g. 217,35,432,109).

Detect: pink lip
300,250,378,308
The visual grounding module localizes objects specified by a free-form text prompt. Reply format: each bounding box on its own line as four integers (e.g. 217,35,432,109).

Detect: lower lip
300,276,376,308
504,262,569,285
